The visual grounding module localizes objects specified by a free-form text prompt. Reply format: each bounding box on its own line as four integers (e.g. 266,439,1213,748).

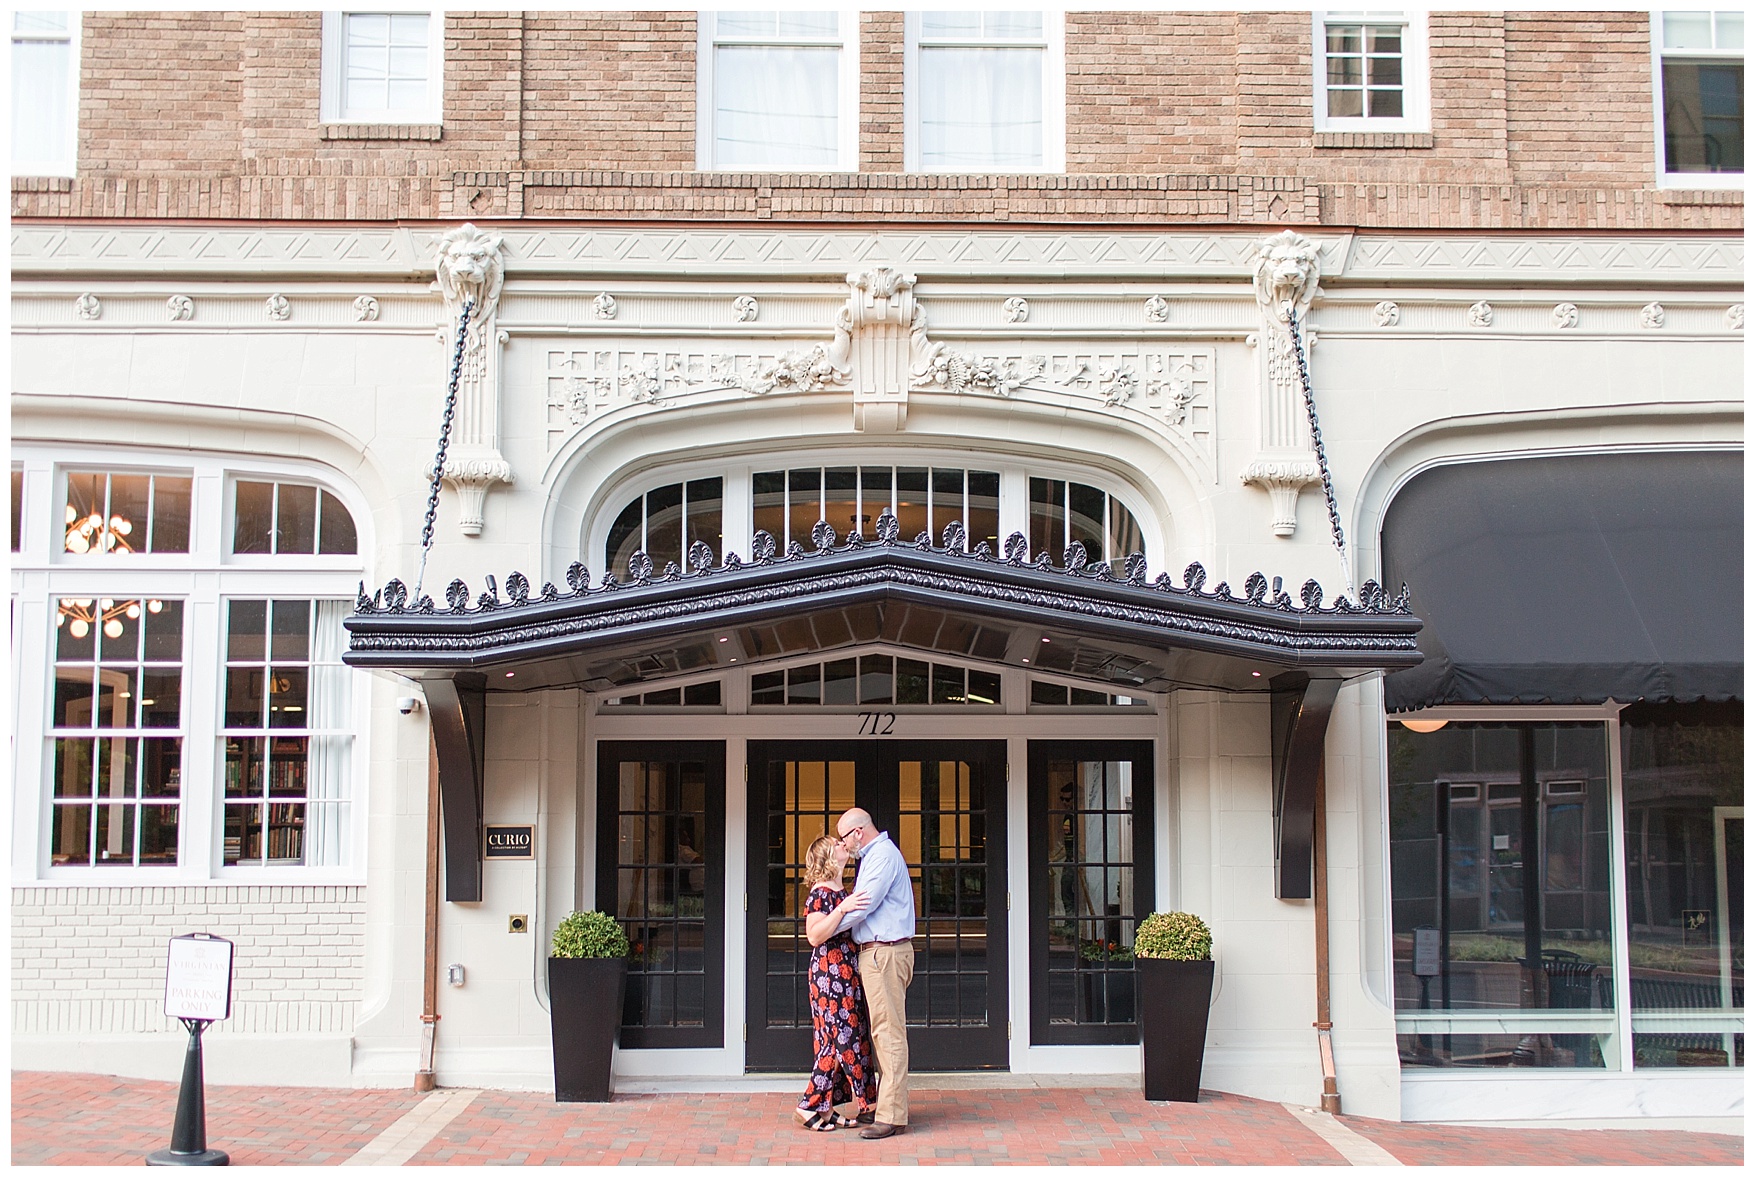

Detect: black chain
413,297,474,601
1285,307,1355,596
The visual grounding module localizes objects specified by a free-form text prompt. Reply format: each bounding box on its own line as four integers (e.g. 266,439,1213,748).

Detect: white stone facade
10,224,1744,1122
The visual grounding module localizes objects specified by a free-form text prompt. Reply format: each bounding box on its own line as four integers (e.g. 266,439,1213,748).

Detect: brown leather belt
864,938,912,947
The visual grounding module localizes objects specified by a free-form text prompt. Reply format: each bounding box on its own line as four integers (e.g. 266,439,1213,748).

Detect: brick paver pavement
10,1071,1744,1166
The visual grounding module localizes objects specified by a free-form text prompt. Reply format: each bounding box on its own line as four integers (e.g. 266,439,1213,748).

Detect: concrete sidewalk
10,1070,1743,1166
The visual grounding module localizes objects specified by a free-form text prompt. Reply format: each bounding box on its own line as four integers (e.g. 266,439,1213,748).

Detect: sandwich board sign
163,933,234,1022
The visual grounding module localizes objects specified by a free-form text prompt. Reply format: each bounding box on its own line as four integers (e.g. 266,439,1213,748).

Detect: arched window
1028,477,1142,569
605,477,723,577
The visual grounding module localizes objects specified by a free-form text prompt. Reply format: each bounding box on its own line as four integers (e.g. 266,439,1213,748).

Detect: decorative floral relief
1145,295,1170,323
1002,296,1029,324
166,295,194,321
1727,304,1745,331
914,351,1045,398
1372,301,1400,327
732,295,759,323
1639,302,1666,329
592,292,618,320
1467,300,1494,328
74,293,101,321
1552,302,1580,329
353,295,380,322
265,293,291,321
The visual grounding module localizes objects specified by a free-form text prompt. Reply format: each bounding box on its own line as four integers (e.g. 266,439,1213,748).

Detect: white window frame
903,10,1066,173
1311,10,1430,134
1650,9,1745,190
10,11,79,178
11,446,370,886
319,10,444,125
695,10,860,172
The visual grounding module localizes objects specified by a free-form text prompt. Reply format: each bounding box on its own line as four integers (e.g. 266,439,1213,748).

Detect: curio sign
485,824,535,859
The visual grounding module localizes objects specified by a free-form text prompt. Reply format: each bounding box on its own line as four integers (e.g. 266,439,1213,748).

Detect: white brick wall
11,886,365,1036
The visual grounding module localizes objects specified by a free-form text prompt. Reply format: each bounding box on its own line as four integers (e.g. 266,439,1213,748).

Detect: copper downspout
1312,759,1341,1114
414,733,442,1092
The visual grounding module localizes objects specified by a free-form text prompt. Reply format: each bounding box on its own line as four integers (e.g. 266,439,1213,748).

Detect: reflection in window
614,758,711,1029
1030,681,1147,708
11,468,22,552
753,465,999,553
605,477,723,580
233,481,358,556
221,599,353,867
50,598,185,866
64,470,191,554
1621,702,1744,1068
1388,721,1616,1068
751,655,1000,707
603,682,723,709
1045,758,1137,1026
1028,477,1142,571
1660,10,1744,175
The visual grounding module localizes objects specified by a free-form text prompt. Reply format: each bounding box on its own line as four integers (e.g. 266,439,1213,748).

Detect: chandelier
64,502,135,554
56,597,163,641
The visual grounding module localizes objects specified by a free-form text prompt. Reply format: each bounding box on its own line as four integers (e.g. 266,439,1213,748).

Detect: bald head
836,807,875,839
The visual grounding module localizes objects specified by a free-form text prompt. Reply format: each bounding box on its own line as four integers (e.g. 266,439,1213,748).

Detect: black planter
548,957,628,1102
1137,958,1215,1103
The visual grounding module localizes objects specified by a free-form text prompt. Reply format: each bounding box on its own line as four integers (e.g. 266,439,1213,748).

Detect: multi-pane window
699,11,853,170
63,470,192,555
12,469,24,553
1030,681,1148,708
10,11,76,177
605,477,723,579
1314,11,1428,131
222,600,353,867
603,682,724,709
232,480,358,556
50,598,185,866
752,655,1001,707
752,465,999,552
321,11,441,123
1658,10,1744,176
910,11,1060,171
1027,477,1142,570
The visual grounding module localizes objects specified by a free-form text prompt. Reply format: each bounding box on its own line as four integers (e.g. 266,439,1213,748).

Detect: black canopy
1382,450,1743,711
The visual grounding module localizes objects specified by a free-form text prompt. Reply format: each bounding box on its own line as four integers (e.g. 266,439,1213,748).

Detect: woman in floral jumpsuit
794,834,879,1131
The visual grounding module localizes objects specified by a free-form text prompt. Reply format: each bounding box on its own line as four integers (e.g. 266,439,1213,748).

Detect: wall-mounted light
1400,718,1449,734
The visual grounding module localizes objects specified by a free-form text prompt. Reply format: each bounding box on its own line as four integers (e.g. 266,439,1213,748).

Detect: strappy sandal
794,1108,838,1132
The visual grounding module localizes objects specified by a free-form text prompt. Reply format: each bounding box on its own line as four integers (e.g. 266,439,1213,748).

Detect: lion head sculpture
1251,230,1321,324
433,223,505,319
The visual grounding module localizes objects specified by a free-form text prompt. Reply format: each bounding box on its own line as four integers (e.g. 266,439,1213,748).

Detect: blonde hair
802,835,843,889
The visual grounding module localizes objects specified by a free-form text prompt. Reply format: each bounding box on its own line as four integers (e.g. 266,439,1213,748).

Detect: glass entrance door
745,740,1008,1071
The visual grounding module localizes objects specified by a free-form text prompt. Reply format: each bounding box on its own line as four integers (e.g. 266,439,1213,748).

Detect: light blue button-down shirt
845,830,916,945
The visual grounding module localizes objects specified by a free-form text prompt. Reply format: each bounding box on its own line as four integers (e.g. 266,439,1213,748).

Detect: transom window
605,477,723,580
698,11,855,171
320,11,443,124
64,470,192,555
232,480,359,556
907,11,1064,172
752,655,1001,707
1030,681,1148,708
1656,10,1744,179
1313,11,1429,132
753,465,999,552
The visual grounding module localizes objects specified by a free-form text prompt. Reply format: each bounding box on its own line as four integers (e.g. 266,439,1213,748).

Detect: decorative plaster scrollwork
1552,302,1579,329
74,293,101,321
1242,230,1324,538
1467,300,1494,328
166,295,194,321
1145,295,1170,323
915,352,1045,398
265,293,291,321
1728,304,1746,331
732,295,759,322
593,292,618,320
1639,302,1666,329
1002,296,1029,324
1372,300,1400,327
353,295,380,322
1097,364,1138,408
430,223,513,537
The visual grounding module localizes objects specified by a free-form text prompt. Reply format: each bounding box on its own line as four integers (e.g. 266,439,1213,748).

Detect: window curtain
305,600,352,867
714,44,840,168
919,46,1044,170
10,14,72,171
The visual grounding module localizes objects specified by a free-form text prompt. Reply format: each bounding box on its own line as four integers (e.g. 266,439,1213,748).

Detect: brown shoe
859,1122,906,1140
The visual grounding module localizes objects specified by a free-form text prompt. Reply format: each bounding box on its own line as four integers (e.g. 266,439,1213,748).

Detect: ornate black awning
345,516,1421,902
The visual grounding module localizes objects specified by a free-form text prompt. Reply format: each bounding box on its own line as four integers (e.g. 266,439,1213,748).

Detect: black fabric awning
1382,451,1743,711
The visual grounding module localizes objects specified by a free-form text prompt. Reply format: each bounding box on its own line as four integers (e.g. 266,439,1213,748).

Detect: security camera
397,696,422,715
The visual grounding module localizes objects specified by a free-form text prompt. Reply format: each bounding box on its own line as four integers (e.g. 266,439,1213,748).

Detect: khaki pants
858,941,914,1126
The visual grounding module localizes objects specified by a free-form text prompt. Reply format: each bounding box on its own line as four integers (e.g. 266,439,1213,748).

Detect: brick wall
19,9,1740,231
11,887,365,1037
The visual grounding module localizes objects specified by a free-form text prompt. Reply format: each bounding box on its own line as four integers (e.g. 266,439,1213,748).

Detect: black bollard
146,1018,229,1166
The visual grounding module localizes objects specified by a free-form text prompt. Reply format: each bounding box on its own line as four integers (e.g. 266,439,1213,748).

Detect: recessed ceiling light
1251,671,1262,678
729,657,738,663
1021,658,1030,664
1041,637,1050,643
718,636,729,643
505,671,516,678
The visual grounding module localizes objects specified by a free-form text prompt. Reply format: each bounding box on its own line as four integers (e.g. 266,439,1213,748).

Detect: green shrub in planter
551,910,629,959
1134,911,1214,1102
1134,911,1212,961
548,911,629,1102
